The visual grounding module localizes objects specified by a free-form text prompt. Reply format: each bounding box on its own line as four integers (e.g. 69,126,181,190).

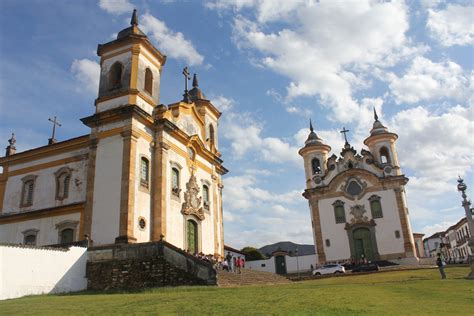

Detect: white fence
246,254,317,274
0,244,87,300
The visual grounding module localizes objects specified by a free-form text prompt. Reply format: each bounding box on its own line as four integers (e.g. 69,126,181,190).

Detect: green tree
241,247,266,261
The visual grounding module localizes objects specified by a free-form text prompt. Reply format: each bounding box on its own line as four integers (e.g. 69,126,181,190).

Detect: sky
0,0,473,249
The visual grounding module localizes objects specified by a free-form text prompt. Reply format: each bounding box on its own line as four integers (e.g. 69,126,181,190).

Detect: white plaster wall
0,213,81,246
246,255,317,274
133,130,153,243
96,120,130,133
91,135,123,245
136,95,155,116
3,159,87,214
8,148,89,172
96,95,129,113
424,237,441,256
318,189,404,261
137,54,161,105
0,245,87,300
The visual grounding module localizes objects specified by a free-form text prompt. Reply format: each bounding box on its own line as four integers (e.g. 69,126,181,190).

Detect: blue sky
0,0,473,249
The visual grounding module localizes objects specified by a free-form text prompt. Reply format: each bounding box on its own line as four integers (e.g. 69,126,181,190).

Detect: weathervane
182,66,191,103
48,116,62,145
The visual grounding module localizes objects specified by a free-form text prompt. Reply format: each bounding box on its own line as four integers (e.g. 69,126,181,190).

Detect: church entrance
275,255,287,275
353,228,375,261
187,220,198,254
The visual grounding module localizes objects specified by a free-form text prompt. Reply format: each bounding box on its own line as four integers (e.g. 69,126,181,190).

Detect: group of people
220,252,245,273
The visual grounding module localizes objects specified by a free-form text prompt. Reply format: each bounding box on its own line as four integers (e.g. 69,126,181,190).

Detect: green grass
1,267,473,315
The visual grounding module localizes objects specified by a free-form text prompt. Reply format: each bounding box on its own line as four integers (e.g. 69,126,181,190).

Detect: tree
241,247,266,261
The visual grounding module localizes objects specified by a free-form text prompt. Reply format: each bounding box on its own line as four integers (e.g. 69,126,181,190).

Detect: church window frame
22,229,39,246
332,200,346,224
202,182,210,211
55,167,72,201
20,174,37,208
144,68,153,95
311,158,321,174
138,217,147,231
108,61,123,90
395,230,401,239
55,220,78,245
140,156,150,188
208,124,215,147
369,195,383,219
379,146,391,165
170,162,182,198
325,239,331,247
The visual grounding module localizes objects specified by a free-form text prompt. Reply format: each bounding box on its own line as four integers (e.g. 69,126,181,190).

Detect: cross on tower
48,116,62,145
182,66,191,103
340,127,350,144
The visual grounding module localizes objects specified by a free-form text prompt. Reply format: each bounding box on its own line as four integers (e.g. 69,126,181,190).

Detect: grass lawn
1,267,473,315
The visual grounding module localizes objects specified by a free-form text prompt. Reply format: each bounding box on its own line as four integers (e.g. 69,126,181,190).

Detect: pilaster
212,174,219,255
309,195,326,263
151,138,169,241
116,129,139,244
394,187,416,257
82,137,98,242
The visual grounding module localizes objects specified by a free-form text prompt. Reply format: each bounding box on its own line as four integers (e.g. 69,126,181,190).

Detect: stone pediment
181,173,205,220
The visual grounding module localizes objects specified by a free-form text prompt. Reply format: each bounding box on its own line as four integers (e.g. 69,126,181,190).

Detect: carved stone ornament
181,173,205,220
349,204,369,224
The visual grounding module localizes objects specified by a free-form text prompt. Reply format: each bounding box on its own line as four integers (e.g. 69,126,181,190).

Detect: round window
138,217,146,230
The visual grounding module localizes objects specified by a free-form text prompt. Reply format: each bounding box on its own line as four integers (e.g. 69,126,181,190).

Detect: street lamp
456,176,474,279
295,247,300,280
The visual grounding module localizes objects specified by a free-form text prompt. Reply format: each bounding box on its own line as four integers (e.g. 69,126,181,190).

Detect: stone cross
340,127,350,144
48,116,62,145
182,67,191,103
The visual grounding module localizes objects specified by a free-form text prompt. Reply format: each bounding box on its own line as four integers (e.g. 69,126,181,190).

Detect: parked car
312,264,345,276
351,263,380,273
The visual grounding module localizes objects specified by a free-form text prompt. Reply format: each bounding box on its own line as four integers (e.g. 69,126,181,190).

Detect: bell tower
298,120,331,189
95,9,166,116
363,109,401,176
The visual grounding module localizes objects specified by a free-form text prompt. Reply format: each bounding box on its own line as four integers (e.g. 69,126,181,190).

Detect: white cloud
427,4,474,46
387,56,472,104
70,59,100,94
99,0,134,15
211,1,425,123
391,104,474,197
140,13,204,66
422,221,456,237
210,95,234,111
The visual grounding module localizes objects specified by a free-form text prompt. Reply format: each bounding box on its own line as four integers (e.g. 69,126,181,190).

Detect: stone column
82,137,98,243
115,129,139,244
151,139,169,241
218,183,225,257
394,188,416,257
309,196,326,263
211,174,219,255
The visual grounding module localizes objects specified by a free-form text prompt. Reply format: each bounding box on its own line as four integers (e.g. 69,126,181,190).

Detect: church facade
299,114,417,264
0,10,227,257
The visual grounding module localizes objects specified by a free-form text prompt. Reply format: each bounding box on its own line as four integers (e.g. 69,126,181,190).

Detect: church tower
300,113,417,265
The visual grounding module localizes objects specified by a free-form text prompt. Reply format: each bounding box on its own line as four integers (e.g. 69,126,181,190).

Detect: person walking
436,253,446,279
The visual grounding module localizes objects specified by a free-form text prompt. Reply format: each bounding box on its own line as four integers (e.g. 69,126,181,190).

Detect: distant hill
259,241,315,258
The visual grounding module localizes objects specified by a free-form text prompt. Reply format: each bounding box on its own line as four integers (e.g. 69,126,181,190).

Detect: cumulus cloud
99,0,134,15
427,4,474,46
70,59,100,94
140,13,204,66
391,104,474,197
422,221,456,237
210,0,425,123
210,95,234,112
387,56,472,104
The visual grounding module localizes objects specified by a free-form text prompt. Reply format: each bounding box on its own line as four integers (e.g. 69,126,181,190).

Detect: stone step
217,269,291,287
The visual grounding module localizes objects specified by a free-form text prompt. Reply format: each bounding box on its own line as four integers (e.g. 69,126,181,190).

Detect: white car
312,264,345,276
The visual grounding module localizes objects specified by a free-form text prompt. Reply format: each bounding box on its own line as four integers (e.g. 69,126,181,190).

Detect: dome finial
373,107,379,121
309,119,314,132
130,9,138,26
192,74,199,88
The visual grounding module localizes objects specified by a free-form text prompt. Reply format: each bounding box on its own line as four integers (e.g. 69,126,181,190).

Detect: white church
0,10,227,257
299,114,418,264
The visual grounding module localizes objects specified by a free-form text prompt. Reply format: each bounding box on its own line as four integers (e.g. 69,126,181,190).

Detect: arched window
187,219,198,254
379,147,390,164
20,175,37,207
209,124,215,147
311,158,321,174
22,229,39,246
203,185,210,210
109,62,123,89
171,168,180,196
369,195,383,218
140,157,149,187
144,68,153,95
332,200,346,224
60,228,74,244
55,167,72,200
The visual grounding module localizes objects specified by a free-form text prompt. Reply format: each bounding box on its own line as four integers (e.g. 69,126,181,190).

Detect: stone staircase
217,269,292,287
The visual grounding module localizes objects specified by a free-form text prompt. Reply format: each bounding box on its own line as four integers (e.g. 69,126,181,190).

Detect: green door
187,220,198,254
353,228,374,261
275,256,287,275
